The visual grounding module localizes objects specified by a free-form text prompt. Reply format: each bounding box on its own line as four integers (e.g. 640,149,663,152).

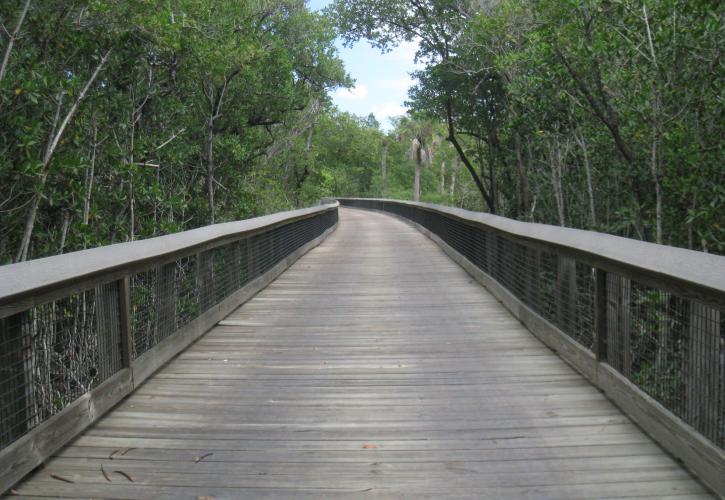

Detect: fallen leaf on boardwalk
113,470,135,482
194,452,214,463
101,465,112,482
50,474,74,483
9,489,18,495
197,496,215,500
362,443,378,449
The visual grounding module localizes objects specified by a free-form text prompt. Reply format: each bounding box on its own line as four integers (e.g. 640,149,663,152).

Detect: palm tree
397,115,436,202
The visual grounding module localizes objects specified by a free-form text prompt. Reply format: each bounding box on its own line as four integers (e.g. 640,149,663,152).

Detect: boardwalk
11,208,711,498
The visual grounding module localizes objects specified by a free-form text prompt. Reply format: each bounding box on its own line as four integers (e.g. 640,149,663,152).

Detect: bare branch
0,0,32,82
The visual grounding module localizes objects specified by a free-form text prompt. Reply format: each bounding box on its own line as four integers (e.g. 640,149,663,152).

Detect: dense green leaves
1,0,722,263
0,0,347,262
332,0,725,253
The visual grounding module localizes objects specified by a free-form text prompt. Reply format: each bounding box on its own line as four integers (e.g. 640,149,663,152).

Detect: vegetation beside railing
340,198,725,494
0,202,338,494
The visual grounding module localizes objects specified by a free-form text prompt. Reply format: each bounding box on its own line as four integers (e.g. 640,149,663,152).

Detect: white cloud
372,101,408,127
388,41,423,67
334,84,368,100
380,76,415,91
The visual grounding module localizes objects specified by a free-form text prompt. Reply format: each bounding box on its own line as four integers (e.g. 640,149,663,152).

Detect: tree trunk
206,117,215,225
381,138,389,195
0,0,32,82
574,127,597,227
413,146,422,202
83,126,97,226
294,125,314,205
549,139,566,227
14,50,111,261
486,137,497,214
513,132,530,216
128,174,135,241
439,160,445,195
651,128,663,244
444,98,495,212
58,211,71,253
449,157,458,196
643,5,663,245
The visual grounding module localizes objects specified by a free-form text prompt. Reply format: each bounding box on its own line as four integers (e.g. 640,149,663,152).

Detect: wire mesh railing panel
0,282,122,449
130,256,201,358
128,209,337,359
607,274,724,447
340,198,723,451
0,204,337,493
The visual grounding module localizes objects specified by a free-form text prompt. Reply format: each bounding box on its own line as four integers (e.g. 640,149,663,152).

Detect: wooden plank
0,368,133,494
337,198,725,309
8,208,714,498
363,206,721,496
131,224,337,386
0,222,337,496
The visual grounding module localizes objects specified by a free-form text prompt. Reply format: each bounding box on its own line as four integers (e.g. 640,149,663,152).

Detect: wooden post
556,256,577,335
96,282,122,379
118,277,133,369
606,273,631,376
594,269,608,361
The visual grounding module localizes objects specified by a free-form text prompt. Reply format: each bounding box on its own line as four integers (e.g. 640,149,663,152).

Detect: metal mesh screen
341,199,724,449
129,210,337,359
1,207,337,454
606,275,724,447
0,282,122,449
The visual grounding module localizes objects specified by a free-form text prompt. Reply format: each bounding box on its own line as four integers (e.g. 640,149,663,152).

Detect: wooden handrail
0,201,339,494
0,202,338,318
338,197,725,495
337,198,725,308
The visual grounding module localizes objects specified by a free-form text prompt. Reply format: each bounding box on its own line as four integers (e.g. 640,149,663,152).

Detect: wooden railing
0,202,338,493
339,197,725,495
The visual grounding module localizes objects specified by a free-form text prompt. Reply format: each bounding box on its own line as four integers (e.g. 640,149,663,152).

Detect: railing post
594,268,608,361
118,276,133,369
556,256,577,334
96,282,122,380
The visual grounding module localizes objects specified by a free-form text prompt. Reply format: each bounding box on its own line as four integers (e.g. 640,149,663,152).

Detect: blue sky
307,0,421,130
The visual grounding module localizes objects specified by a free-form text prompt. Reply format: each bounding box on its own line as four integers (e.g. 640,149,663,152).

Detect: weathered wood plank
9,208,713,499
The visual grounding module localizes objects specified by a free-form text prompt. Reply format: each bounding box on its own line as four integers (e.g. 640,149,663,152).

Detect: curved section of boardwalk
13,208,710,498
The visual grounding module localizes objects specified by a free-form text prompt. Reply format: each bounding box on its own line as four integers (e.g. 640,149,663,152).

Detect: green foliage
0,0,348,262
1,0,722,264
332,0,724,253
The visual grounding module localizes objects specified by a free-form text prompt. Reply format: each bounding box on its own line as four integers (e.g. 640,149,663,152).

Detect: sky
307,0,422,131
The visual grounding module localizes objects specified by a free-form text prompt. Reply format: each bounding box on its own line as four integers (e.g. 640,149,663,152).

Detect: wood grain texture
0,202,338,314
9,208,712,499
360,203,725,497
337,198,725,309
0,223,336,496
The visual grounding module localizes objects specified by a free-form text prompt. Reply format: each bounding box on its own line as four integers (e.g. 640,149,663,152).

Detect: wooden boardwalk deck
11,208,711,499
